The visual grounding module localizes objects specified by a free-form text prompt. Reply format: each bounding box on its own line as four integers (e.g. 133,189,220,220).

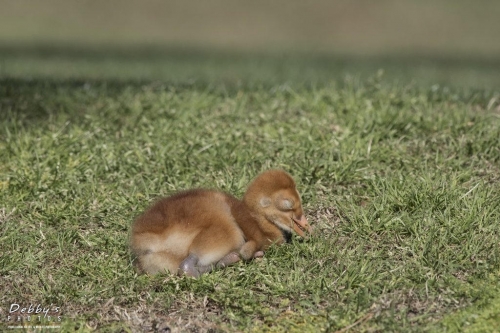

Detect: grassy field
1,1,500,332
1,66,500,332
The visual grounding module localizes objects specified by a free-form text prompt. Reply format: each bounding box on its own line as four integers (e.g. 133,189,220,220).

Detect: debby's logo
6,303,62,322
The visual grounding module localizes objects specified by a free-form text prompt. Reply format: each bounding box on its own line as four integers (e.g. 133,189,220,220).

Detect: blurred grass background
1,0,499,88
2,0,500,55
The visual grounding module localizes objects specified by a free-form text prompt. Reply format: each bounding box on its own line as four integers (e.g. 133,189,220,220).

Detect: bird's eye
278,198,294,211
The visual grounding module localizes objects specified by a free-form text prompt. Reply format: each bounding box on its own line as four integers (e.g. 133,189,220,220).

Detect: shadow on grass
2,43,500,68
1,43,500,86
1,43,499,128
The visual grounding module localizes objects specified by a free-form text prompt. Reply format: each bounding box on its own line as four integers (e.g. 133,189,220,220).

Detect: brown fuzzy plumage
130,170,310,277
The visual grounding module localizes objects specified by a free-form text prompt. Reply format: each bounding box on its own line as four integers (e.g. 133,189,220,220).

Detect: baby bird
130,169,311,277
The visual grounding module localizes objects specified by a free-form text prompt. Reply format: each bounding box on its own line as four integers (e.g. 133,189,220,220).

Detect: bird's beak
292,215,311,237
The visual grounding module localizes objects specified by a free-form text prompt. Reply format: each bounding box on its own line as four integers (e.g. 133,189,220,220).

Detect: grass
2,44,500,90
2,0,500,56
1,60,500,332
1,2,500,329
436,270,500,332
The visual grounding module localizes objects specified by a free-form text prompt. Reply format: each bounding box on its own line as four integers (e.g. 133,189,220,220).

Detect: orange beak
292,215,311,237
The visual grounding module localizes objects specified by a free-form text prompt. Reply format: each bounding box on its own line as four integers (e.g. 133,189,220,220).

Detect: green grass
2,44,500,90
1,62,500,332
2,4,500,331
434,270,500,332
